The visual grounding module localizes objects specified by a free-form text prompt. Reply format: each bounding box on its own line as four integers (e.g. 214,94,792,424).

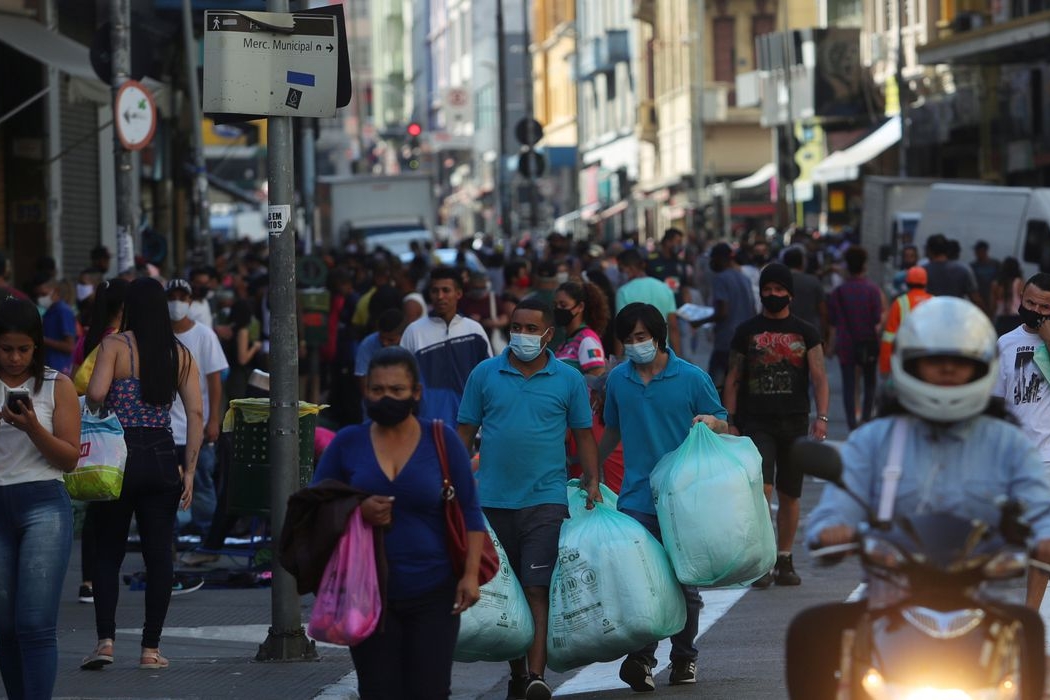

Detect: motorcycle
790,439,1046,700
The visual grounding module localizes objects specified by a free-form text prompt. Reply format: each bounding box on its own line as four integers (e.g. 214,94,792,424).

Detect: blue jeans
0,480,73,700
189,443,217,534
93,427,181,648
620,508,702,664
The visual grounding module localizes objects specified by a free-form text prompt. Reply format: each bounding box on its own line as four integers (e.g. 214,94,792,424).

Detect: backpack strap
877,418,909,523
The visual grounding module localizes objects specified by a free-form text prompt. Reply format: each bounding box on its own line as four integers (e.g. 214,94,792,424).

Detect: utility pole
689,0,706,231
496,0,512,242
256,0,315,663
896,0,909,178
182,0,213,265
111,0,137,274
521,0,539,232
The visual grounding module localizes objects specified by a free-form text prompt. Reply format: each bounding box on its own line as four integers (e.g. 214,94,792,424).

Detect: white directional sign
203,10,339,118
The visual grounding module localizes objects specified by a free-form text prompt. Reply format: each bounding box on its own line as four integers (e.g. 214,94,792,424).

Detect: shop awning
917,11,1050,65
730,163,776,190
0,16,167,111
811,116,901,184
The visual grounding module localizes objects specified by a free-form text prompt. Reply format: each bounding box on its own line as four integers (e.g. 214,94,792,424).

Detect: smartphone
6,390,30,415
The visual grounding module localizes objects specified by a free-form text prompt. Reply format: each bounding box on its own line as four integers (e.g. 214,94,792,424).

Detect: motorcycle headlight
980,551,1027,580
862,537,908,570
860,667,1020,699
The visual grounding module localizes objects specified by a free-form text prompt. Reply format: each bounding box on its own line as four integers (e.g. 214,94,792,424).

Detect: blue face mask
624,339,658,365
509,331,548,362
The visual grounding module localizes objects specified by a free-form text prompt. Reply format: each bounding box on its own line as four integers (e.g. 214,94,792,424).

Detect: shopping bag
454,518,534,662
566,478,618,514
64,408,126,502
307,510,382,647
547,496,685,672
650,422,776,587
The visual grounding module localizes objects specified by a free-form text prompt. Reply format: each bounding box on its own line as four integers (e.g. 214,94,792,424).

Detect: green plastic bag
565,478,618,515
650,422,776,587
547,500,685,672
65,410,126,502
454,519,534,662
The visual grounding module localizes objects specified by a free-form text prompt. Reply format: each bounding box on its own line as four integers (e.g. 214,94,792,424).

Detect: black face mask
761,294,791,313
366,396,417,426
1018,303,1048,329
553,307,576,328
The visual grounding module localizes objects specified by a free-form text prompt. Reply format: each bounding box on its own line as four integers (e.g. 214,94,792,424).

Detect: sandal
139,648,169,670
80,639,114,670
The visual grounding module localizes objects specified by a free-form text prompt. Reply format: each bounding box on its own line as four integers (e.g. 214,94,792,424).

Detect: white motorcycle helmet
890,296,999,423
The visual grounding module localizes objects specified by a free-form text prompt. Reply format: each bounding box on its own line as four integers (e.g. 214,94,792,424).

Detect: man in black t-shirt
723,263,830,589
648,227,687,305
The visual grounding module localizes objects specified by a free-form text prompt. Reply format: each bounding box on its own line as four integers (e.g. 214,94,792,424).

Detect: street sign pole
256,0,316,663
110,0,137,274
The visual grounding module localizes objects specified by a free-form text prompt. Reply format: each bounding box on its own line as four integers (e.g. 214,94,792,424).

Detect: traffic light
402,122,422,171
776,125,801,184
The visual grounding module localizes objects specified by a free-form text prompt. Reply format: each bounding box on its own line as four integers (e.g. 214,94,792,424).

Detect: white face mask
75,284,95,302
168,300,190,322
37,295,54,310
555,271,570,285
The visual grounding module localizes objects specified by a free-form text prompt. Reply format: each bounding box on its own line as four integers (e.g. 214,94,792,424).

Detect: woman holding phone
0,297,82,699
82,277,203,671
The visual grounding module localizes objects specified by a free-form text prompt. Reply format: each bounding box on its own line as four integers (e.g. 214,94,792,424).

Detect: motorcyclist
788,296,1050,700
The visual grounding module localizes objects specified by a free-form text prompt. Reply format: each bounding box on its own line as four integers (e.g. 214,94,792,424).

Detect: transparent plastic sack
64,407,126,502
454,518,534,662
307,510,381,647
650,422,776,587
547,492,685,672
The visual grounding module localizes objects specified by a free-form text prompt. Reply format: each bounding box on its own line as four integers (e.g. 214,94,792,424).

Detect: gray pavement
50,548,354,700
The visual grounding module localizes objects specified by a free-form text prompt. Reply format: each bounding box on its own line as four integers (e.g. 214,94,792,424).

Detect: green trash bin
226,399,321,515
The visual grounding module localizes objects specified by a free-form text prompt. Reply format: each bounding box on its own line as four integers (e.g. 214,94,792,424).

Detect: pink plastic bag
307,510,382,646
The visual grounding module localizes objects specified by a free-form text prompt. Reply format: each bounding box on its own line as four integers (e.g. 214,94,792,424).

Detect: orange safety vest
879,288,933,374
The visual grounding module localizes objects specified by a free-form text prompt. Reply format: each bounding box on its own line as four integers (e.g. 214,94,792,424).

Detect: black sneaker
171,573,204,596
619,655,655,692
774,554,801,586
78,584,94,604
668,659,697,685
751,571,774,589
506,674,528,700
524,674,552,700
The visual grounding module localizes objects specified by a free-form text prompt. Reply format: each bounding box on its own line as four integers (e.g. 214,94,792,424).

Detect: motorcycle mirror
790,438,844,485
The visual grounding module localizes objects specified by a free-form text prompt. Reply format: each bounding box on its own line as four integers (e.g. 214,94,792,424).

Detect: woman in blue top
313,346,485,700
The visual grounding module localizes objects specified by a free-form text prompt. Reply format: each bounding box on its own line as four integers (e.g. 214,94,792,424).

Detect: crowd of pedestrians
3,219,1050,699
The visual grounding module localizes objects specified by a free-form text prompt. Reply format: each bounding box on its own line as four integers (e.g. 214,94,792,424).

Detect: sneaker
751,571,774,589
668,659,697,685
171,574,204,596
506,674,528,700
619,655,655,692
524,674,552,700
774,554,801,586
78,584,94,604
180,551,220,567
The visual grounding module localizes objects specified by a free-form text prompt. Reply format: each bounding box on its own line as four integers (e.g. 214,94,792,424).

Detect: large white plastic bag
454,519,534,662
64,409,127,501
547,494,685,673
650,422,776,587
566,478,618,512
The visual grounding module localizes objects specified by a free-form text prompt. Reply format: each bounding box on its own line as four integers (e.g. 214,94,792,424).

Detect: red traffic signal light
407,122,422,137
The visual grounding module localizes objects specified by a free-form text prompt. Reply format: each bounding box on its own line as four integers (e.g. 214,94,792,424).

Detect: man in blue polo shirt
597,302,728,692
458,297,600,700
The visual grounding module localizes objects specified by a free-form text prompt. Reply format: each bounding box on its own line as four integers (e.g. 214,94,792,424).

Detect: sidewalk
51,546,356,700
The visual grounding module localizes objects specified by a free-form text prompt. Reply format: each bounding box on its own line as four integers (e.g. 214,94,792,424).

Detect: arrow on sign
327,44,334,52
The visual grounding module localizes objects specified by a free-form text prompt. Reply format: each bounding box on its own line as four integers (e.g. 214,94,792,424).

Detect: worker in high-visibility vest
879,266,933,375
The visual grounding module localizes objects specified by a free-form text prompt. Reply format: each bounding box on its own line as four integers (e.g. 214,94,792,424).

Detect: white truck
861,176,946,290
913,183,1050,281
318,174,436,256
